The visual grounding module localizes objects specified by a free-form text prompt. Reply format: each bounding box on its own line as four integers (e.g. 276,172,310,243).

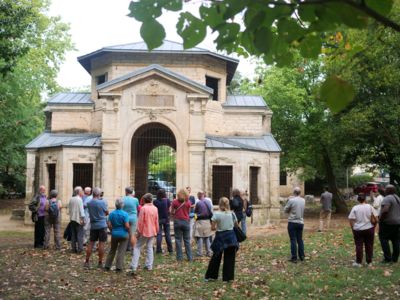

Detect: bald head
39,185,46,194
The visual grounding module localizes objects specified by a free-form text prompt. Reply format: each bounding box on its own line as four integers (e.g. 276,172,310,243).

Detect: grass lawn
0,226,399,299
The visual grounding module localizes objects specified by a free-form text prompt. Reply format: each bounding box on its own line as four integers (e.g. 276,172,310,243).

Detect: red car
354,182,379,194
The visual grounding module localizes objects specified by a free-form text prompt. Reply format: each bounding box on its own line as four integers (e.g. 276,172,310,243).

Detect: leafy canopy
128,0,399,112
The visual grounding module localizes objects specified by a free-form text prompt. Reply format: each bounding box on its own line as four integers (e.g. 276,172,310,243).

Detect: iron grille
212,165,232,205
250,166,259,204
73,163,93,190
47,164,56,193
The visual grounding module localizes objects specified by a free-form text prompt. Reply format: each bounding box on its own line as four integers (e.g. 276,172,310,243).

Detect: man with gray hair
319,187,332,232
379,184,400,263
68,186,85,253
85,187,109,268
284,187,305,263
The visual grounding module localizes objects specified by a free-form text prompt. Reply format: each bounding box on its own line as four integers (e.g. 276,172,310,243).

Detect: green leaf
176,12,206,49
320,76,355,113
254,27,273,55
140,19,166,50
298,5,318,23
161,0,182,12
277,18,306,42
214,22,240,51
365,0,393,16
199,5,224,29
128,0,162,22
327,3,368,28
300,34,321,59
222,0,248,20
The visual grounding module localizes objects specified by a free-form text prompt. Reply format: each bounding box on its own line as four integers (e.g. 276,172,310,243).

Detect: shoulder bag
232,213,246,243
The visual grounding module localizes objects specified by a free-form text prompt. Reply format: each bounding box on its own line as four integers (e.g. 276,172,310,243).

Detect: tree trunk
321,148,348,214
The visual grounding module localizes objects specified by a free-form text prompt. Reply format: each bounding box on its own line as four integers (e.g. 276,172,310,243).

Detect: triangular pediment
97,64,213,96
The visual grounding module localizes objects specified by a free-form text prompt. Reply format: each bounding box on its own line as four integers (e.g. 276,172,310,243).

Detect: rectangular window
73,163,93,190
47,164,56,194
249,167,260,204
280,171,287,186
96,73,108,85
212,165,232,205
206,76,219,101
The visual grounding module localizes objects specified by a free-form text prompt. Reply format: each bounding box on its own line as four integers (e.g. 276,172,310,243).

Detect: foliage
325,3,400,185
1,224,400,298
128,0,400,112
0,0,73,194
349,174,374,188
148,146,176,184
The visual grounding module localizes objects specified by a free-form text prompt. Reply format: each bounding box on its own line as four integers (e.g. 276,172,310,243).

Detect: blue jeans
288,222,304,260
157,219,173,253
241,215,247,235
174,219,192,261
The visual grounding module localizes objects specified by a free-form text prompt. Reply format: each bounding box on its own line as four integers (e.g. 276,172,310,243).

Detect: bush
349,174,373,188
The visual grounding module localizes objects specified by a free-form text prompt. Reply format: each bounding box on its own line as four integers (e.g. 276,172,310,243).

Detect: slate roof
47,93,94,106
26,132,101,149
206,135,281,153
97,64,213,94
78,40,238,84
223,95,267,109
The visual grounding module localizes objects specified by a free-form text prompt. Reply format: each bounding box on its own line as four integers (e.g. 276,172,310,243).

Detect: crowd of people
29,183,400,281
29,185,251,281
284,184,400,266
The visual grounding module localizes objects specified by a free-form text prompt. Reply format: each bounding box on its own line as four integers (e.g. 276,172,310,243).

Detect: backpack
48,199,59,222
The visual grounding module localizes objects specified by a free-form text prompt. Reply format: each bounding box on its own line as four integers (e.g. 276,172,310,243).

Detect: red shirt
172,199,191,221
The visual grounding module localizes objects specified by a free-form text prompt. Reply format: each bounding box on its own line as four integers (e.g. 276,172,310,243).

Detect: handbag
232,213,246,243
370,206,378,226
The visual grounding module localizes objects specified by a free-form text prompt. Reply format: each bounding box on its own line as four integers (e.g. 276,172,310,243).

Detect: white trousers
130,236,154,271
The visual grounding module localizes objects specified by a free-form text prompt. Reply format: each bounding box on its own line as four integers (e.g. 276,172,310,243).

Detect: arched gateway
25,40,282,226
131,123,176,198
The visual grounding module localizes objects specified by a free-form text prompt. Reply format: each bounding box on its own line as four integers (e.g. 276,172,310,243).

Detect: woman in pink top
130,193,159,274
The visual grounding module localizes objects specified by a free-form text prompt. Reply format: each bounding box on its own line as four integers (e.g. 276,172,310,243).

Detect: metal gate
72,163,93,190
249,166,259,204
131,123,176,198
47,164,56,193
212,165,232,204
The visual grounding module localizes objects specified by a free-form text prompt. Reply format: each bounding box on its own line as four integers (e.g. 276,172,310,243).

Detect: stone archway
131,122,177,198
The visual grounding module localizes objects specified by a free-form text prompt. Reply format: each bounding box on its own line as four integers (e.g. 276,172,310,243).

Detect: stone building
25,41,281,225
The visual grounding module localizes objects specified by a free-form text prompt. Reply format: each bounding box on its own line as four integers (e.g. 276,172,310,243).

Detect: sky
48,0,256,89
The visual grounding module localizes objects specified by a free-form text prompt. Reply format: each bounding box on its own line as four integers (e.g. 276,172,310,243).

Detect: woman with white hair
104,198,130,272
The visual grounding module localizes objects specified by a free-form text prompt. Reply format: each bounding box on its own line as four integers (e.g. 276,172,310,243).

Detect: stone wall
51,111,92,132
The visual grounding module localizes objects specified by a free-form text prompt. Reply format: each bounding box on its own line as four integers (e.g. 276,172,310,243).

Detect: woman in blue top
105,198,130,272
122,187,140,251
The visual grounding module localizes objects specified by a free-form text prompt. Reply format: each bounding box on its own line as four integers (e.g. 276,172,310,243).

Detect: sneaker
104,266,111,271
204,278,216,282
288,259,297,264
97,262,103,269
83,262,90,269
143,266,152,271
352,262,362,267
380,259,392,264
115,268,122,273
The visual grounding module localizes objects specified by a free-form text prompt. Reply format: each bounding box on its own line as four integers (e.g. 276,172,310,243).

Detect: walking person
153,189,173,254
171,189,193,261
31,185,47,248
319,187,333,232
43,189,62,250
194,191,213,257
348,193,376,267
68,186,85,253
82,187,92,245
85,187,109,268
105,198,130,272
122,187,139,251
379,184,400,263
284,187,305,263
205,197,239,282
130,193,159,274
241,190,249,235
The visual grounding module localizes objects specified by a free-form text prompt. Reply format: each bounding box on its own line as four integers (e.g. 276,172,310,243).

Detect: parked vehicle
353,182,379,194
148,180,176,196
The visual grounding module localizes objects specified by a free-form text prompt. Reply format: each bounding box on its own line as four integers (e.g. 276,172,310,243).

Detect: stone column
99,93,121,208
187,94,208,192
269,153,281,223
25,150,37,225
